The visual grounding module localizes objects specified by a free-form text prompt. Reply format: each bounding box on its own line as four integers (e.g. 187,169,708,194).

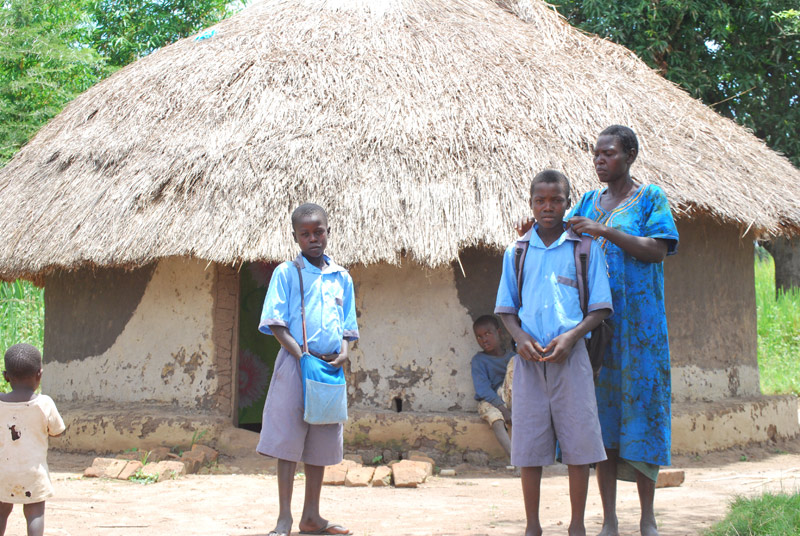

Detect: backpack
513,234,612,379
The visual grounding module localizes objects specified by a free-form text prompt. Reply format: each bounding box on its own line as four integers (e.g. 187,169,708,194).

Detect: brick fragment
371,466,392,487
408,455,436,475
83,466,103,478
656,470,685,488
117,461,143,480
102,459,129,479
147,447,172,462
345,466,374,487
392,460,429,488
180,450,205,474
191,444,219,463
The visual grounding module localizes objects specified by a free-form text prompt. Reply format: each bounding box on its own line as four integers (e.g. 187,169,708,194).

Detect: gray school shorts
256,348,344,466
510,342,607,467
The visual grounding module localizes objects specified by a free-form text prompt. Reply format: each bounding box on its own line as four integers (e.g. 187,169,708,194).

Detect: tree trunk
763,236,800,294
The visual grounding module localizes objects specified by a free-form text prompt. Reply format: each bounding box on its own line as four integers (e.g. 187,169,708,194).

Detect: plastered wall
665,216,760,401
43,258,221,409
348,262,478,413
348,216,761,411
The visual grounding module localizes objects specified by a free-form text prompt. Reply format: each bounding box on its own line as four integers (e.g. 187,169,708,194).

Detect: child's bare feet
640,515,659,536
269,514,293,536
597,517,619,536
524,524,543,536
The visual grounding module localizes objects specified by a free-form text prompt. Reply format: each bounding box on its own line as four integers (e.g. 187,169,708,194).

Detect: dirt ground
6,437,800,536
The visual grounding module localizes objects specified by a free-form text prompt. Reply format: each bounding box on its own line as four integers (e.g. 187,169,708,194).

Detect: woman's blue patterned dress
571,184,679,471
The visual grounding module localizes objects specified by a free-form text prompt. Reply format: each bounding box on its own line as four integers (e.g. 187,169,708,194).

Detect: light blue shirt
495,225,613,347
259,254,359,355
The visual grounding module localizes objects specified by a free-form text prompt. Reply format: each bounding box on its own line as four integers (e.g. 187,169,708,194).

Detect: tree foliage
0,0,109,162
555,1,800,166
88,0,244,67
0,0,246,164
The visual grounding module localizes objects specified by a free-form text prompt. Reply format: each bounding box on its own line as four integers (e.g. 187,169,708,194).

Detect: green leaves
555,0,800,167
0,0,247,165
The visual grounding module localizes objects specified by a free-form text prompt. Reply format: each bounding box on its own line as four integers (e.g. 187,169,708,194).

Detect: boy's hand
516,331,546,362
541,331,579,364
328,353,349,368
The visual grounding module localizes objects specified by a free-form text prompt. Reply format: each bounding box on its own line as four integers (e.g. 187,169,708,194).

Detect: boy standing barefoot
495,171,612,535
0,344,65,536
257,203,358,536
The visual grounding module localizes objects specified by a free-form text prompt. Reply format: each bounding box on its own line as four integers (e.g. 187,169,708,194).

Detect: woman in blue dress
569,125,679,536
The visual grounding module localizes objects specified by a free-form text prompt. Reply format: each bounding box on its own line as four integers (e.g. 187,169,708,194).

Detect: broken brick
656,470,685,489
391,460,429,488
344,466,374,487
117,461,143,480
191,444,219,464
371,466,392,487
147,447,173,463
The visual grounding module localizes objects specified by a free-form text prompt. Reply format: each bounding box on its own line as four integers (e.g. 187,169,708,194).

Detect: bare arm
541,308,611,363
568,217,668,263
270,325,303,360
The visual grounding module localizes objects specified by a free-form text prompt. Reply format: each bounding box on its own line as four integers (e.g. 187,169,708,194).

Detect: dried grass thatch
0,0,798,280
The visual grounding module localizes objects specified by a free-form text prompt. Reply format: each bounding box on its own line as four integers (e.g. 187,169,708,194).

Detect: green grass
0,280,45,392
755,249,800,396
705,492,800,536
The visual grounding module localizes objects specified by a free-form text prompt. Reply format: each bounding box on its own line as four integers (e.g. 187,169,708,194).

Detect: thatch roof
1,0,799,280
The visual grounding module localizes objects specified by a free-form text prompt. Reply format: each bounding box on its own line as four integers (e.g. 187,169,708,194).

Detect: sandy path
5,439,800,536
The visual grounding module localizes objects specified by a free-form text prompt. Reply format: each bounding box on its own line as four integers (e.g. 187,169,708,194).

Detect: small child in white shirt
0,343,65,536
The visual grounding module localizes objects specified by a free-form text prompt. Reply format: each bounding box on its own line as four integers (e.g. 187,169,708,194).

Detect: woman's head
594,125,639,183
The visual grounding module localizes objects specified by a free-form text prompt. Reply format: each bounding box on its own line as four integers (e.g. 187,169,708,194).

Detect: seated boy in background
471,315,514,459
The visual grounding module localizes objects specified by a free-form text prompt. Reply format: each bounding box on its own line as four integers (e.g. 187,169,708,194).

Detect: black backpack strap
574,236,592,316
514,241,528,308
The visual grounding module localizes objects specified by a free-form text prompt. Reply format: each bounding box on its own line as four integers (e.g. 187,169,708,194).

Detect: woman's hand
514,217,534,237
568,216,607,238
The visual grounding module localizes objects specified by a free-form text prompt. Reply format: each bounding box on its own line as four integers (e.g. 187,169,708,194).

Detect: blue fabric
300,353,347,425
259,254,359,355
471,350,514,405
570,184,679,467
495,225,614,348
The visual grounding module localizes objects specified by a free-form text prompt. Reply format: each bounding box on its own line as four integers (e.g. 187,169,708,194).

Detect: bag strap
574,236,592,316
292,259,309,354
514,242,528,308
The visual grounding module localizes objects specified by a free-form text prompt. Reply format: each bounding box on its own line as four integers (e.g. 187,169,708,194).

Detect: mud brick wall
212,264,240,417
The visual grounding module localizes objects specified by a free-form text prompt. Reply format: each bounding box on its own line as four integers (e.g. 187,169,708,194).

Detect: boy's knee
0,502,12,516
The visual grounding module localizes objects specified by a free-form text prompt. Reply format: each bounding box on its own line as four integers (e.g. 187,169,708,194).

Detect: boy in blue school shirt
257,203,358,536
495,170,613,536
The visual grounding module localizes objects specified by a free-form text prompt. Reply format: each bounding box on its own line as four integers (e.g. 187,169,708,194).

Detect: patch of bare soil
6,437,800,536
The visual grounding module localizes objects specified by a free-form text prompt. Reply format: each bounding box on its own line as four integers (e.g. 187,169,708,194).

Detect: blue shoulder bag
293,260,348,425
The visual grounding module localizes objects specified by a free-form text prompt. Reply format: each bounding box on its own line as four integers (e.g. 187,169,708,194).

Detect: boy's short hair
4,343,42,378
530,169,571,202
473,315,500,331
599,125,639,160
291,203,328,229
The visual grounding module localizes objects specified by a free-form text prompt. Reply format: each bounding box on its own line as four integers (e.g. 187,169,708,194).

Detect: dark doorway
236,262,282,432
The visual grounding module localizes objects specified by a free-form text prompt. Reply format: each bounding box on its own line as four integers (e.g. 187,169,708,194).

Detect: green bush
0,280,44,392
755,251,800,396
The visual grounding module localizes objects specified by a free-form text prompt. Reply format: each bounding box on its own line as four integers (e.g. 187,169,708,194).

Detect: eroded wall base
672,395,799,454
50,396,799,461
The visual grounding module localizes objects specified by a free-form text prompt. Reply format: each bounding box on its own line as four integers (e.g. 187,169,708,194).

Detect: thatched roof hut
1,0,798,458
0,0,799,282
